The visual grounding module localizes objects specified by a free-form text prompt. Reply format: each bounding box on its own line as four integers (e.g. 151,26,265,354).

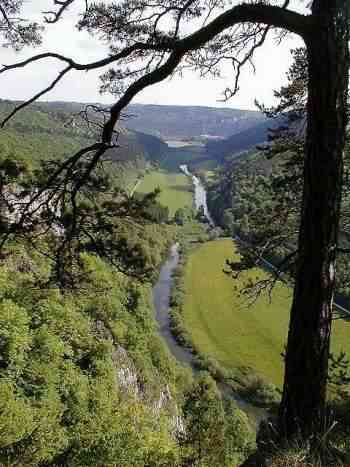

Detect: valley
135,152,350,408
1,1,349,464
2,97,350,466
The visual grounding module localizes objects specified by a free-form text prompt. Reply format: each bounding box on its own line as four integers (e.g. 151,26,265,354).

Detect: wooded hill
0,100,170,190
125,103,266,141
205,119,279,163
0,100,274,176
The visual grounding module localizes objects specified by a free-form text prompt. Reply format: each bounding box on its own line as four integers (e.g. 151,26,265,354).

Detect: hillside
0,100,169,190
125,103,266,140
205,119,278,161
0,100,276,176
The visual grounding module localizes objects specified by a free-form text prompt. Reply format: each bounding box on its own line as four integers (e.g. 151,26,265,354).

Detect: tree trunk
278,0,349,437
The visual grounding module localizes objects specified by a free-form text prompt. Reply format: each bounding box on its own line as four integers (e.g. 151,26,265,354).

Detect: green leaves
0,300,31,374
0,381,34,449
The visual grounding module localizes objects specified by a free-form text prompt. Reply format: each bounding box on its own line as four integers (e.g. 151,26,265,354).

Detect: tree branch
0,3,311,131
0,1,313,246
102,50,184,143
0,42,170,75
1,65,72,127
43,0,79,24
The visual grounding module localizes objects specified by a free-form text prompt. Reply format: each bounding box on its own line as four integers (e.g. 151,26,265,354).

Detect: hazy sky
0,1,305,111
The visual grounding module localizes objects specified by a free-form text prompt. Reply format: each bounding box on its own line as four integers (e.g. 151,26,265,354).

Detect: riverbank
168,239,282,408
171,238,350,403
153,239,268,425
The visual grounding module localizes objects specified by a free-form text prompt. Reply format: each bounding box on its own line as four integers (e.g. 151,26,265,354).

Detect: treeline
0,241,180,466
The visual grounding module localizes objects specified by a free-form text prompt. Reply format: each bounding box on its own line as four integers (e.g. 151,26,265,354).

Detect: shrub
239,374,281,407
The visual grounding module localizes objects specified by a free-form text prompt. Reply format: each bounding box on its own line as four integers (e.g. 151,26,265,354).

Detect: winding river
152,165,266,425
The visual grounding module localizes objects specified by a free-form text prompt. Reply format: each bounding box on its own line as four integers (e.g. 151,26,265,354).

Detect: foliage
180,373,255,467
0,2,42,50
0,244,185,466
174,206,196,226
0,232,262,466
180,373,227,466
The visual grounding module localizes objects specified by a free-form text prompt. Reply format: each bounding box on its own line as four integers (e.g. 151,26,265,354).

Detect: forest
0,97,257,467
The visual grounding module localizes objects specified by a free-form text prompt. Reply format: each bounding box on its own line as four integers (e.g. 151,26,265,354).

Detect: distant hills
124,103,275,161
205,118,277,162
125,103,266,141
0,99,168,163
0,100,274,174
0,100,169,190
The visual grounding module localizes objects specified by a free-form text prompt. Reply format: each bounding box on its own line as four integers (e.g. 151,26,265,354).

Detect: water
153,243,195,366
180,164,215,226
166,140,203,148
152,167,267,426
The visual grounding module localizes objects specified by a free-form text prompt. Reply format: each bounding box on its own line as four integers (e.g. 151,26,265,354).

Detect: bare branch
43,0,79,24
1,65,72,127
221,24,270,101
0,42,171,74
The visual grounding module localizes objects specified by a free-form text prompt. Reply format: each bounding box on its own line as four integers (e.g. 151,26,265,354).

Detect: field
158,145,218,172
137,169,193,217
182,239,350,387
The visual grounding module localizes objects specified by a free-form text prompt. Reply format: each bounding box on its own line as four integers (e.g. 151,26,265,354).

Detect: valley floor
137,169,193,217
182,239,350,388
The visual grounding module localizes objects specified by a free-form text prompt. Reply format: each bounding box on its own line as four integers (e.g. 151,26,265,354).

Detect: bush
238,374,281,407
193,354,229,381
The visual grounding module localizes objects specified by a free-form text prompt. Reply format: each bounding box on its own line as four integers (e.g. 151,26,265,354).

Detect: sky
0,1,306,111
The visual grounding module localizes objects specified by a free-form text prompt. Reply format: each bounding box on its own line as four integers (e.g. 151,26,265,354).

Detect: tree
174,206,195,225
0,0,349,437
181,373,226,466
0,1,42,50
0,2,42,231
174,208,186,226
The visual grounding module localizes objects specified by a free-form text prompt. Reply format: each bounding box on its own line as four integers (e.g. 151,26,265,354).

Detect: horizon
0,97,264,113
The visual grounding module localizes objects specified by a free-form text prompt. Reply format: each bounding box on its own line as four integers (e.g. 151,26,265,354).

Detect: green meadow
182,239,350,387
137,170,193,217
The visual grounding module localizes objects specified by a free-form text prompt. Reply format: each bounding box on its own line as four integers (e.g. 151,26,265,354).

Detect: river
179,164,215,226
152,165,266,426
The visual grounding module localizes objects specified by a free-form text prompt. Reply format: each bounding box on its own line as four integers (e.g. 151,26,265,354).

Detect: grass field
137,170,193,217
182,239,350,387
